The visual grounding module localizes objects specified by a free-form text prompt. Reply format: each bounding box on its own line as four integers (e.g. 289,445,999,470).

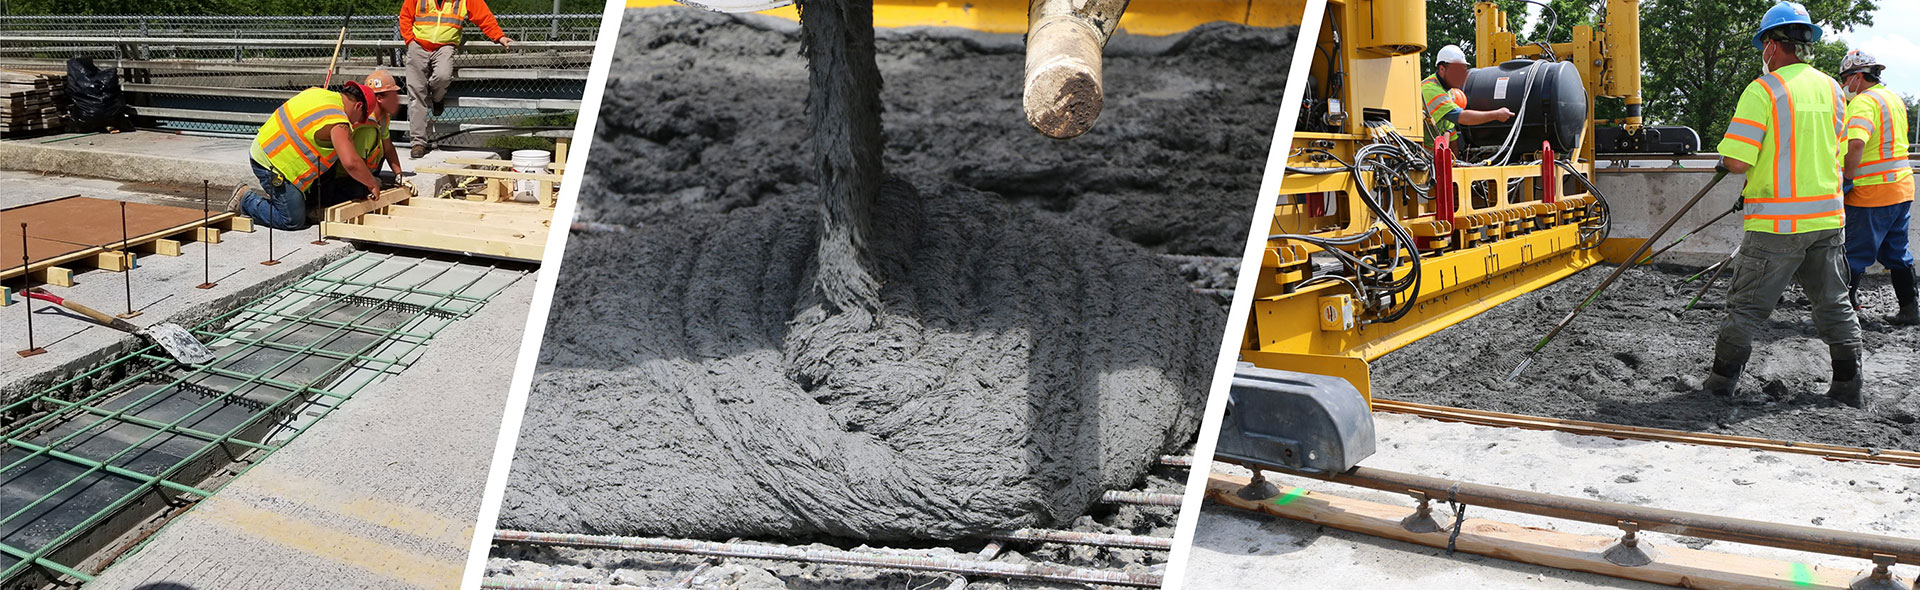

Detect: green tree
1426,0,1532,74
1640,0,1877,144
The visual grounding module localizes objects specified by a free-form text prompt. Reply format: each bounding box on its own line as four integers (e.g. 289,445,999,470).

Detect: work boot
1826,346,1865,408
1702,358,1744,396
1848,271,1864,311
432,99,445,117
226,184,250,214
1890,267,1919,326
411,143,428,159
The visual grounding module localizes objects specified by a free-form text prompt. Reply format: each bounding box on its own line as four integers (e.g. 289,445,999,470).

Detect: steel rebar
1101,490,1184,507
16,224,42,357
492,530,1161,588
992,528,1172,551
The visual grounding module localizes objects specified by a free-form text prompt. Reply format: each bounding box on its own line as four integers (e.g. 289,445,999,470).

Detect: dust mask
1760,42,1774,76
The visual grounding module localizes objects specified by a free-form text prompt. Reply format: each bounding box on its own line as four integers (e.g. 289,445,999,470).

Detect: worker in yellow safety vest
229,83,384,232
1835,50,1918,326
401,0,515,159
333,70,406,194
1709,1,1864,407
1421,44,1513,156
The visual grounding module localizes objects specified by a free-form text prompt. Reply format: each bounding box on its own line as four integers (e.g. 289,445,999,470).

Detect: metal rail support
1849,554,1906,590
1401,491,1441,533
1601,520,1655,567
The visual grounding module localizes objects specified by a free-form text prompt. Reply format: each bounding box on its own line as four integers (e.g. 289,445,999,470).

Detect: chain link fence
0,13,600,149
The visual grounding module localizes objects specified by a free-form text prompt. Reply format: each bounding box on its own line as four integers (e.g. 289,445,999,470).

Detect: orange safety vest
250,88,350,192
412,0,468,46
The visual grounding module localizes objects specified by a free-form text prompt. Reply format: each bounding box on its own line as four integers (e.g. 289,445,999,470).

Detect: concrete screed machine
1216,0,1701,481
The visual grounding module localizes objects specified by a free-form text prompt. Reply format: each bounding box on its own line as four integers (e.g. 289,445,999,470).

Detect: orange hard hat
363,70,400,94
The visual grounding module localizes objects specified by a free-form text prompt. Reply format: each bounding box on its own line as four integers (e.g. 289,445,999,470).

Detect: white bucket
510,149,552,202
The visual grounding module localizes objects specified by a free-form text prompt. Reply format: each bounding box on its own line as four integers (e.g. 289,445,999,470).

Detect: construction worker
229,83,384,231
1422,44,1513,155
1709,1,1864,407
337,70,406,189
401,0,515,159
1836,50,1919,326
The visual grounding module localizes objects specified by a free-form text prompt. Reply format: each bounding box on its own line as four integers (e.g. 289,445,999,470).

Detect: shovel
25,288,215,365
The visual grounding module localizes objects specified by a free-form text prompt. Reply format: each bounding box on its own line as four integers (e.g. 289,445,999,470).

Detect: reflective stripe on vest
251,88,348,191
1421,76,1462,143
1742,67,1846,235
1850,86,1913,186
412,0,467,45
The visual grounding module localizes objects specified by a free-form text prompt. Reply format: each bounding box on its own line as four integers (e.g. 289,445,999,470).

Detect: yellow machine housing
1244,0,1648,400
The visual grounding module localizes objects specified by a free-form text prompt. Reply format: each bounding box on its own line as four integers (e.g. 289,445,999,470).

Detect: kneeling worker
1836,50,1918,325
230,82,384,230
333,70,406,198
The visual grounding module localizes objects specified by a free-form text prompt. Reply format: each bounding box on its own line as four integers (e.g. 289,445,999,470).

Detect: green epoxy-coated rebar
0,252,521,584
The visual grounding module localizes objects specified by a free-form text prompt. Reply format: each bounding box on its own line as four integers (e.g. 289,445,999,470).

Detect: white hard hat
1436,44,1467,66
1839,49,1885,78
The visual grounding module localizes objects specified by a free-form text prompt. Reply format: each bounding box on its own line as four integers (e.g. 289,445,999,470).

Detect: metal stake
117,201,140,319
195,180,216,289
17,225,45,358
1601,520,1656,567
262,225,279,266
312,216,328,246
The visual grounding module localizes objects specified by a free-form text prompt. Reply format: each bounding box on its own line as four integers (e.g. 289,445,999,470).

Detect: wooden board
416,165,563,183
0,196,249,286
1206,473,1884,590
320,188,551,263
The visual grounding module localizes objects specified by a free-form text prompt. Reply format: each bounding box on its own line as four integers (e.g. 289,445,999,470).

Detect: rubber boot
1890,267,1919,326
1826,346,1864,409
1702,358,1744,397
1843,270,1858,311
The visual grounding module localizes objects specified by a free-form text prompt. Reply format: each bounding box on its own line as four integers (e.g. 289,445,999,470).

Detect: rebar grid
0,251,520,584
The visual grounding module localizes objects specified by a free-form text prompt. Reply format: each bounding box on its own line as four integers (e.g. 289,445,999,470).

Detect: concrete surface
1594,168,1920,270
1,172,354,400
0,132,506,200
85,273,533,590
1184,413,1920,589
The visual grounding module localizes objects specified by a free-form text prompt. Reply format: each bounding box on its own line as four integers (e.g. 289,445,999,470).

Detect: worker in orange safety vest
401,0,515,158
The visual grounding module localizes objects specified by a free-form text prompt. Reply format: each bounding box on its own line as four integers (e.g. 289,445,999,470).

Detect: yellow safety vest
1844,84,1914,207
249,88,349,192
339,113,390,178
1716,63,1847,234
1421,75,1466,144
412,0,468,46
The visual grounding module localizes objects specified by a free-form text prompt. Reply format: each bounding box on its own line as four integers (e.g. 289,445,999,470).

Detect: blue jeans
1843,201,1915,274
240,159,311,230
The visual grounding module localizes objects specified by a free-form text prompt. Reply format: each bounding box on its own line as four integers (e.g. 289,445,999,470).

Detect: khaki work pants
1713,228,1863,366
405,42,457,145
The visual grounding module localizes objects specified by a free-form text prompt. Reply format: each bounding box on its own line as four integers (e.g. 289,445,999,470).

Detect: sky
1831,5,1920,96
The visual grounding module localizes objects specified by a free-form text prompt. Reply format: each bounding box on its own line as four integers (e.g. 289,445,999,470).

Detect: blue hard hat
1753,1,1821,50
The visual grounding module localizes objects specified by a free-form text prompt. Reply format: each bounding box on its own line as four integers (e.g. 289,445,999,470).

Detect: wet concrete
1374,262,1920,451
499,6,1293,545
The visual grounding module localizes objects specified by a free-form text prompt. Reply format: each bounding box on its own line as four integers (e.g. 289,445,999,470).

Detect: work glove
1843,180,1854,195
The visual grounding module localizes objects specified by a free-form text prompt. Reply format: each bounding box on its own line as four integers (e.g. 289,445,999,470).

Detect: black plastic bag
65,57,130,133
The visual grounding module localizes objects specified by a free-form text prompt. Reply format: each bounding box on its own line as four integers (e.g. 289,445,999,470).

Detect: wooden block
144,239,183,257
0,285,12,307
554,137,570,167
224,216,255,233
195,227,221,244
1206,474,1874,590
323,187,413,223
95,251,134,272
485,179,512,203
33,266,74,287
537,180,555,207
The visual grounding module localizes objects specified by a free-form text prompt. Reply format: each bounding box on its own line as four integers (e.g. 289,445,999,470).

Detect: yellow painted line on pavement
198,497,464,589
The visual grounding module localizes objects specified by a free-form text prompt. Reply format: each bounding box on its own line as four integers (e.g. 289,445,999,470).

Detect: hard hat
363,70,400,94
1838,49,1885,78
341,81,377,118
1436,44,1467,66
1753,1,1821,50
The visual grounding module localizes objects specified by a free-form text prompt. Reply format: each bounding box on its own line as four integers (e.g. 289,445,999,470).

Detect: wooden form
1,196,252,287
320,187,551,263
1206,473,1889,590
418,164,563,207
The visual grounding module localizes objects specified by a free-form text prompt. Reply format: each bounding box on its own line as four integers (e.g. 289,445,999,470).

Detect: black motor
1459,59,1588,153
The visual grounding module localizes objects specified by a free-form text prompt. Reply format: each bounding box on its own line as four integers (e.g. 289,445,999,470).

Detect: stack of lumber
0,69,67,138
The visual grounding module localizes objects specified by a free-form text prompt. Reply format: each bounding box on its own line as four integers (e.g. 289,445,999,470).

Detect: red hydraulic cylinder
1541,140,1557,204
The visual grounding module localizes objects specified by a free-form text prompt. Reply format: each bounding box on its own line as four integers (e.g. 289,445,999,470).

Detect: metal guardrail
0,13,599,147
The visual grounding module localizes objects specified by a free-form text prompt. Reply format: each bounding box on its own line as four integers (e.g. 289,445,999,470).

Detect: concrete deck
1,171,355,400
85,273,531,590
1185,413,1920,589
